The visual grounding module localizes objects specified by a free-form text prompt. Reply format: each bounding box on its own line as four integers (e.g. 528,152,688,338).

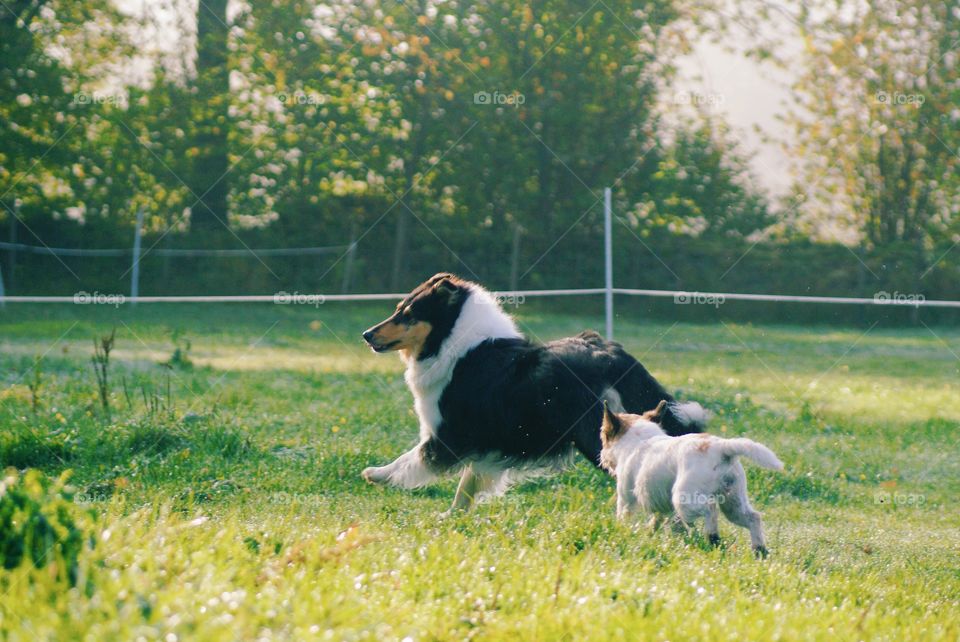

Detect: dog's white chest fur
402,288,521,441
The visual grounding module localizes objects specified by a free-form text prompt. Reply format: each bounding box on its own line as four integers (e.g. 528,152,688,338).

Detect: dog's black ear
643,400,668,423
601,401,623,441
432,276,462,302
426,272,456,285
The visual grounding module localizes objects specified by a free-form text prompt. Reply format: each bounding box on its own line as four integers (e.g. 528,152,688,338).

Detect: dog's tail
661,401,708,435
596,336,707,436
718,438,784,471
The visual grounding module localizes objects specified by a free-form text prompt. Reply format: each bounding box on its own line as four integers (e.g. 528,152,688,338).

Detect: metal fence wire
2,194,958,334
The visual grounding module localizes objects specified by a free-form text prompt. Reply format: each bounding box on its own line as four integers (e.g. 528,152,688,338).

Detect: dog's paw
362,467,385,484
439,505,469,519
753,545,769,559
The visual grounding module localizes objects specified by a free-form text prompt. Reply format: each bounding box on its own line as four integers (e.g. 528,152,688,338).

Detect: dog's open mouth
367,339,399,353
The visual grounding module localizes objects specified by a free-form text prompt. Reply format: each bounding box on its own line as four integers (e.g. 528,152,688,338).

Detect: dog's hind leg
646,513,667,531
448,465,481,512
362,442,438,488
443,465,502,515
672,484,711,535
720,476,768,557
704,503,721,547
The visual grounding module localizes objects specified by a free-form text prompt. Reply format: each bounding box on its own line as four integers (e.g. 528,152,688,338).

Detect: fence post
130,206,144,305
341,240,357,293
604,187,613,340
6,201,18,294
509,224,522,292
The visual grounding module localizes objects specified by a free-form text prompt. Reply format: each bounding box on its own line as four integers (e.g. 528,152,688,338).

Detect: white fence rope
2,215,957,310
0,241,347,257
2,288,958,307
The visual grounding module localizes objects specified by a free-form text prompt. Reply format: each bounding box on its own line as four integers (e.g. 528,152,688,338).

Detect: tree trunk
5,211,16,294
390,96,429,291
390,208,409,291
189,0,230,243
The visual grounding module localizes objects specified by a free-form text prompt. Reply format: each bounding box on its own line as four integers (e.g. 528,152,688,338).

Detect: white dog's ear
601,401,624,442
642,400,668,423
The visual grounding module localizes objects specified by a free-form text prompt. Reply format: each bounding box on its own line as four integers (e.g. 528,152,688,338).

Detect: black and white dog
361,273,706,511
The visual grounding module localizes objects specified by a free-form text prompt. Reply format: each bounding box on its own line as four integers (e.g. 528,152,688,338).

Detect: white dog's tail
719,438,784,471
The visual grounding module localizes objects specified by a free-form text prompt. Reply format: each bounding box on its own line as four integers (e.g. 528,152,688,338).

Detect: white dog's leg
673,484,710,534
647,513,667,531
362,443,437,488
616,478,639,520
724,503,767,557
704,503,721,547
721,483,768,557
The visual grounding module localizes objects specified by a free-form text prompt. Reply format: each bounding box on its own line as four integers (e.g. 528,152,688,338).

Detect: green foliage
782,0,960,254
1,0,778,297
0,424,75,469
166,328,193,369
0,468,95,586
0,0,129,215
636,118,773,238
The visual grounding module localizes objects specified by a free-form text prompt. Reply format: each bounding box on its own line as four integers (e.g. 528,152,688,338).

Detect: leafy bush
0,468,96,586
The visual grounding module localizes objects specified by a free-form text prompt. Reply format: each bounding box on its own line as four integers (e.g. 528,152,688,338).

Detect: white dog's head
599,400,668,472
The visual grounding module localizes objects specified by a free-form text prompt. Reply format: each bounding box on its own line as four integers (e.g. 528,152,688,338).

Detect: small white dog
600,401,783,556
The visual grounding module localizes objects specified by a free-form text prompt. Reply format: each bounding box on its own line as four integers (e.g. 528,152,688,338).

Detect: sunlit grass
0,303,958,640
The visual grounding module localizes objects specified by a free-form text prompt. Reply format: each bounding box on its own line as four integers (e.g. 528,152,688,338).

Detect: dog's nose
362,329,375,343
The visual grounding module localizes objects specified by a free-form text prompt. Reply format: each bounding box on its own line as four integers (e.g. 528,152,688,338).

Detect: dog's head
600,400,668,472
600,402,627,448
362,273,469,360
601,400,665,444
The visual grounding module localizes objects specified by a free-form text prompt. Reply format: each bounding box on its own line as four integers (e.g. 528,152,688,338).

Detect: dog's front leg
615,478,639,520
362,442,437,488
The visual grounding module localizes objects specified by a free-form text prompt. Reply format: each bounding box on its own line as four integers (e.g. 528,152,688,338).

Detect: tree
784,0,960,269
629,118,771,239
187,0,231,240
0,1,122,215
0,0,128,294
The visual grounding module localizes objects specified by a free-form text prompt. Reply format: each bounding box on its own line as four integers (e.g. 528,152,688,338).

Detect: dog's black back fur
423,331,691,470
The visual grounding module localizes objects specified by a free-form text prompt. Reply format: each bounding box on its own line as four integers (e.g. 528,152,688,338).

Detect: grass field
1,302,959,640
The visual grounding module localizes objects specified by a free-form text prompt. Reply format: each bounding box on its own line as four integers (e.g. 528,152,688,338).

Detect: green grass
1,302,959,640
